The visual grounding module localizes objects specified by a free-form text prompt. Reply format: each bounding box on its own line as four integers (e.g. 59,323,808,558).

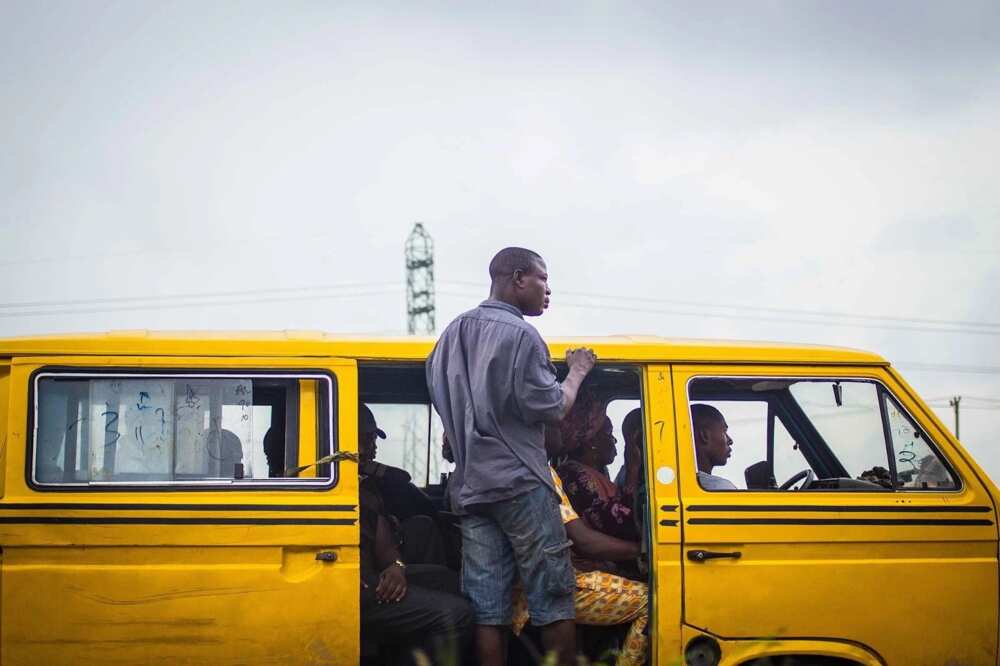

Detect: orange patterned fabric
512,469,649,666
513,569,648,666
550,467,579,524
573,570,648,666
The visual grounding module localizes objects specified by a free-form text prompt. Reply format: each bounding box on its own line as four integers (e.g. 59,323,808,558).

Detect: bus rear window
32,372,334,487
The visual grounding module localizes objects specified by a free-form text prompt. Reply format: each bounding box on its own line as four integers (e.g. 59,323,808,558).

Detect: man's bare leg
540,619,576,666
476,624,508,666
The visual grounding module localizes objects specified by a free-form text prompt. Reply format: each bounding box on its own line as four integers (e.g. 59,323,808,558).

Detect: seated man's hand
375,563,407,603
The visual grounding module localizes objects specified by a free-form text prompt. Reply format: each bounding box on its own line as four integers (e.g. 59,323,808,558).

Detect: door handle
315,550,338,562
687,549,742,563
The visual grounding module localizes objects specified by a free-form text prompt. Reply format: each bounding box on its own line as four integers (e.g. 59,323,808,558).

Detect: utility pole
405,223,435,335
949,396,961,438
403,224,436,480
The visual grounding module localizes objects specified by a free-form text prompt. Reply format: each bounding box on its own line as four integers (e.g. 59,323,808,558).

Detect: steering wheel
778,469,814,491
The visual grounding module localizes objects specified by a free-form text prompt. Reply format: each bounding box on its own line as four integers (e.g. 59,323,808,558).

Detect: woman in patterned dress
557,393,642,545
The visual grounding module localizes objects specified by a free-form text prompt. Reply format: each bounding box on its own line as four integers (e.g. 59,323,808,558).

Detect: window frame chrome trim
28,369,338,492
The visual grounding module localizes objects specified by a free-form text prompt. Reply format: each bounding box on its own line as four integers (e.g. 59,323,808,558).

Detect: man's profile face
700,417,733,468
359,430,378,462
515,258,551,316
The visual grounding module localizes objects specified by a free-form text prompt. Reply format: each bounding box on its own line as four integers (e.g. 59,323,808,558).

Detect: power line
0,281,400,310
963,396,1000,403
927,404,1000,411
437,290,1000,337
0,230,340,269
0,287,400,318
440,280,1000,331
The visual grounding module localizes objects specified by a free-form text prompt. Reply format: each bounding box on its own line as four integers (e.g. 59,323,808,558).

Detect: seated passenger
614,408,644,495
263,417,285,478
513,424,648,666
557,392,641,544
359,495,472,665
359,404,446,565
691,404,737,490
207,428,243,478
615,408,648,576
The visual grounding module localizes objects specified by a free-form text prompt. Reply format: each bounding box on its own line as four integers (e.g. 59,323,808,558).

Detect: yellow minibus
0,331,995,665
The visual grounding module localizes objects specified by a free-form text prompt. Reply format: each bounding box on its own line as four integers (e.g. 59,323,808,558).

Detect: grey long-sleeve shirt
426,299,564,513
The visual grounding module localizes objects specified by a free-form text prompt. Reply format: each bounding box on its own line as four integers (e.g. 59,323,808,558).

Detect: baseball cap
359,404,387,439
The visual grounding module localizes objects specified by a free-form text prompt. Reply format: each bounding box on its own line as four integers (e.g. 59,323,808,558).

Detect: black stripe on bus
686,505,992,513
0,503,356,513
688,517,993,527
660,505,678,512
660,520,679,527
0,516,356,526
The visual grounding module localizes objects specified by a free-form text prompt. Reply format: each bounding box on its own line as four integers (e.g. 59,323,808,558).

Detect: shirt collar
479,299,524,319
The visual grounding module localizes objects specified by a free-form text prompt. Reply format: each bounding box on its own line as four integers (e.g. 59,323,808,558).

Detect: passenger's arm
561,464,639,542
373,513,407,602
360,460,412,485
558,348,597,419
565,518,640,562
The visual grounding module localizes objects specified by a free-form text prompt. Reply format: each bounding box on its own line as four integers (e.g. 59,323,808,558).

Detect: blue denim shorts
460,483,576,626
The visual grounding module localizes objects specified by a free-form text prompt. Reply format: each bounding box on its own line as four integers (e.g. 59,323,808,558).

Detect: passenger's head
561,391,615,467
488,247,550,316
569,415,617,468
622,408,643,449
691,403,732,473
358,404,386,462
559,390,605,448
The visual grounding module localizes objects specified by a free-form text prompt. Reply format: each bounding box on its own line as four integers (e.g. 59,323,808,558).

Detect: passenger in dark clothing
359,502,472,665
359,404,447,565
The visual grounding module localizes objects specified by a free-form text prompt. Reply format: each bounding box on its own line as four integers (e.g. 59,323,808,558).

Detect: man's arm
558,348,597,419
513,337,596,423
565,517,640,562
373,513,407,602
360,460,411,484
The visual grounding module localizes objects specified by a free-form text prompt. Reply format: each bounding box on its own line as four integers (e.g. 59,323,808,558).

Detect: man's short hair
622,408,642,440
488,247,542,282
691,404,724,431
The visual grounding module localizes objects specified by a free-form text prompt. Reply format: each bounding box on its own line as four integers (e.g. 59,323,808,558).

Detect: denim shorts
460,483,576,626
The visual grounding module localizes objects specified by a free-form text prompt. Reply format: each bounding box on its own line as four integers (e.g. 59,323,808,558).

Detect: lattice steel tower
405,223,435,335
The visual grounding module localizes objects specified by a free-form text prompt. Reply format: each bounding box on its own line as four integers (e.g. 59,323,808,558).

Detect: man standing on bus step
426,247,597,666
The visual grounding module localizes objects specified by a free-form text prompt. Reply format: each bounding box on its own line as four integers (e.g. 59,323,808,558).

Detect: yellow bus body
0,331,995,665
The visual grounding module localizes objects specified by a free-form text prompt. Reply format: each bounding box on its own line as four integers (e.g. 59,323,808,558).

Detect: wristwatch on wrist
392,559,406,570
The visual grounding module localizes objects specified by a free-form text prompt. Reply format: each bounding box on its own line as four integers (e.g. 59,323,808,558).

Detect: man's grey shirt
426,299,563,512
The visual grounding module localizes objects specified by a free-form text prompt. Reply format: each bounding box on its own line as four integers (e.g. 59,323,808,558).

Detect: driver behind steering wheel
691,404,738,490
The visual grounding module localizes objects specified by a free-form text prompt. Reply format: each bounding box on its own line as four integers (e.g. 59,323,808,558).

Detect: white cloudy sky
2,1,998,481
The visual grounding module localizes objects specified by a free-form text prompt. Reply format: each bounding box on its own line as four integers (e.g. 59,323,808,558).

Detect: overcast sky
2,1,998,482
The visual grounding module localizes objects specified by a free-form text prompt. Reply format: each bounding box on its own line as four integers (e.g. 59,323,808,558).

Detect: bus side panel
0,357,360,666
2,544,357,665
